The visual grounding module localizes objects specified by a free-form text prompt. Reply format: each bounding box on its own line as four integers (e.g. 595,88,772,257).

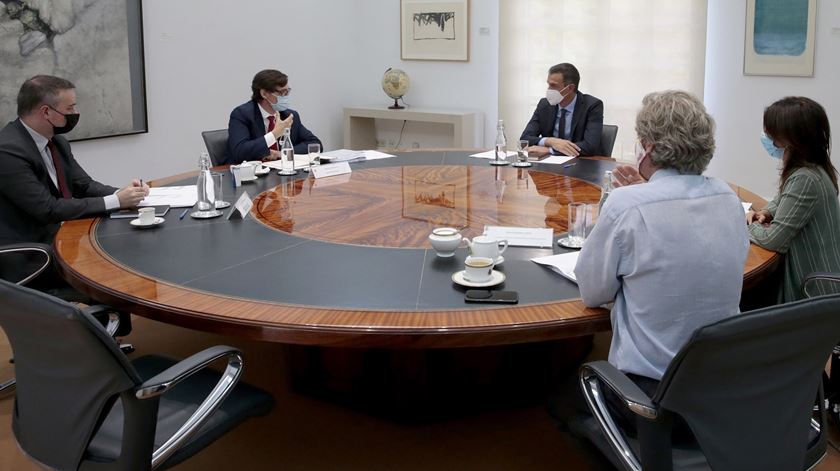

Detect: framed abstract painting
0,0,147,141
744,0,817,76
401,0,469,61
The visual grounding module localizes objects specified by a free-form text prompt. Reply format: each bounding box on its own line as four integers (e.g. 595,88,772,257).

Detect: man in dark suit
0,75,148,247
224,69,322,165
520,63,604,157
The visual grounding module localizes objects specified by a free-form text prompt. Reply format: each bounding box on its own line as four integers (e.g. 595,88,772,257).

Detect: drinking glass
517,139,529,164
307,143,321,172
212,172,230,209
567,202,587,248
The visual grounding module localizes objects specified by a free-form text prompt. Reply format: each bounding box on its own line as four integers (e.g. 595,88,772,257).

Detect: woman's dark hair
251,69,288,102
764,96,837,194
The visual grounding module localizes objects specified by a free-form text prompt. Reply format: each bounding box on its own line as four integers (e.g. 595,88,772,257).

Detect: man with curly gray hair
574,90,749,400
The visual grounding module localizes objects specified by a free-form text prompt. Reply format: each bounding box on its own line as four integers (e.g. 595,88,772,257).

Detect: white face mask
635,140,651,180
546,84,571,106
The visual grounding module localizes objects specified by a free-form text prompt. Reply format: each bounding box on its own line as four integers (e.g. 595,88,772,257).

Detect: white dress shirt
20,120,120,210
260,105,280,149
574,168,749,379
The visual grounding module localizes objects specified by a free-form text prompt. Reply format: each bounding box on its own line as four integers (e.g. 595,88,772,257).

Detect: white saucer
215,201,231,209
557,237,584,249
130,217,164,228
255,166,270,176
240,175,258,182
451,270,506,288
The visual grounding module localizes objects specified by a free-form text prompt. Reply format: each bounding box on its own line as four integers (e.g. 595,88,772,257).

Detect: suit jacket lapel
570,92,587,140
13,120,65,197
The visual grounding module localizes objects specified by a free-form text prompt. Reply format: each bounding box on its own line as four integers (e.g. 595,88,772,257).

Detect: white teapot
465,235,508,262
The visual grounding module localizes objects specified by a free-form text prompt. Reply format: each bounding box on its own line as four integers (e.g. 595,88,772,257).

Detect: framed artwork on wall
0,0,148,141
400,0,469,61
744,0,817,76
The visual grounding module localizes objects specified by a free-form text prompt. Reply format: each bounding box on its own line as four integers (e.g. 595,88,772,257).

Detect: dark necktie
46,140,71,198
267,115,279,151
556,108,569,140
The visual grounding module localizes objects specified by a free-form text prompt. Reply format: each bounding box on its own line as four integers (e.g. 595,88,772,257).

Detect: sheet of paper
538,156,575,165
483,226,554,248
742,202,752,213
531,252,580,283
363,150,396,160
312,162,352,179
138,186,197,208
470,150,517,159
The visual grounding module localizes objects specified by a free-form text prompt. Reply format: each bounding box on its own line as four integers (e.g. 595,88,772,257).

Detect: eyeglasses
273,87,292,97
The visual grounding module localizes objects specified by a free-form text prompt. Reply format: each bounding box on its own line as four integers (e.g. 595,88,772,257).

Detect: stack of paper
138,186,197,208
538,156,575,165
531,252,580,283
321,149,366,162
484,226,554,248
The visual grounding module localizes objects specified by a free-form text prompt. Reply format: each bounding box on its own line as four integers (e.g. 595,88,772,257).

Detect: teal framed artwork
744,0,817,76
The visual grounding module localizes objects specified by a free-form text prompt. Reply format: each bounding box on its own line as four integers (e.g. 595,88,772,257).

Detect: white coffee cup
465,235,508,261
428,227,467,257
464,256,495,283
137,207,155,225
238,163,257,180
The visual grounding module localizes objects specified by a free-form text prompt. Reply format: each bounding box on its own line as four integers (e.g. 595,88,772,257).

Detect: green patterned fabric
749,166,840,302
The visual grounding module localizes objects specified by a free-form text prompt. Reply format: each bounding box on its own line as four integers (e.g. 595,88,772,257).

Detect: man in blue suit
224,69,322,165
520,63,604,157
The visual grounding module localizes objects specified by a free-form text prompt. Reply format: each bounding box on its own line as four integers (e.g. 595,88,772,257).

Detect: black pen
179,208,189,220
563,163,577,168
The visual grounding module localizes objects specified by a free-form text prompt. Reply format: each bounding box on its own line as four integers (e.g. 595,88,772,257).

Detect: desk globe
382,68,409,109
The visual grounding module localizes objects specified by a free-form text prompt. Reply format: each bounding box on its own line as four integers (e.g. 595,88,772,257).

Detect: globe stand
388,98,405,110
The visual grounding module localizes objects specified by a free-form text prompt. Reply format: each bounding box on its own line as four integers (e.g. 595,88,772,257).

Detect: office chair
201,129,229,166
571,294,840,471
600,124,618,157
0,243,130,396
803,272,840,427
0,278,275,470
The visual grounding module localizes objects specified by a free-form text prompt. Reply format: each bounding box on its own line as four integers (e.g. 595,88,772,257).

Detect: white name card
311,162,352,179
227,192,253,220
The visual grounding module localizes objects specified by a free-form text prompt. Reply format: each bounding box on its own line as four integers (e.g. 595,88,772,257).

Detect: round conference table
54,151,778,349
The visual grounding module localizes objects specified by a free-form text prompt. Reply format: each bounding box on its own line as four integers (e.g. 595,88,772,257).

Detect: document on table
138,186,197,208
321,149,366,162
538,156,575,165
483,226,554,248
470,150,517,159
742,202,752,213
531,252,580,284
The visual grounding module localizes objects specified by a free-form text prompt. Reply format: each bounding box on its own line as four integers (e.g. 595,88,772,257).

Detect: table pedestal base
284,337,593,422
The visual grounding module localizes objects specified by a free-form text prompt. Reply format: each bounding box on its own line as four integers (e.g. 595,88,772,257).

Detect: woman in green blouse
747,97,840,302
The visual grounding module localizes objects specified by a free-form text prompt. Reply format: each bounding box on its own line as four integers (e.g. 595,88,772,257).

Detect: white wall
70,0,499,186
704,0,840,198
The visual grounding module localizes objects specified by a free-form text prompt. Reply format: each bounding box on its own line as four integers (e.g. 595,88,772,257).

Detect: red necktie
267,115,279,151
47,140,71,198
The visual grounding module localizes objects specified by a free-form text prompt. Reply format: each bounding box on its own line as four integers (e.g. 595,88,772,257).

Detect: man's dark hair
251,69,288,102
548,63,580,88
17,75,75,116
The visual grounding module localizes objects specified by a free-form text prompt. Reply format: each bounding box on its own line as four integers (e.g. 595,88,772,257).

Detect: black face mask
47,106,80,134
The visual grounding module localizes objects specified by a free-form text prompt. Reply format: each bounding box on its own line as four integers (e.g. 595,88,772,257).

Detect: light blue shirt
539,95,576,154
574,169,749,379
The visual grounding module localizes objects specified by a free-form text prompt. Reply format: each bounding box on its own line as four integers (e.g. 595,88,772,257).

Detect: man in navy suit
520,63,604,157
224,69,322,165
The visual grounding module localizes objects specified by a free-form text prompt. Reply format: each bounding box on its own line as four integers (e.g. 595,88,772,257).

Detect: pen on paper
179,209,189,220
139,179,144,187
563,163,577,168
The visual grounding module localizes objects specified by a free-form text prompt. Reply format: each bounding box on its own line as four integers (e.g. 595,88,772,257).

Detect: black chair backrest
654,294,840,470
600,124,618,157
201,129,229,166
0,279,142,470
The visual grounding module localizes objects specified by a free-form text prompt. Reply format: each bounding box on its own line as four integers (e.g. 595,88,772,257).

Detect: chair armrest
0,243,52,285
803,272,840,298
134,345,244,470
81,305,121,337
580,361,657,419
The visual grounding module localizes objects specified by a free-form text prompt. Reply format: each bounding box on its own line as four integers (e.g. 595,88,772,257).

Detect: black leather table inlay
95,152,615,310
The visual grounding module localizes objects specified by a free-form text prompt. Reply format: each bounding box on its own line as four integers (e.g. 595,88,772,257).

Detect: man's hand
612,165,646,187
526,145,551,158
263,149,282,161
746,209,772,225
544,138,580,157
271,112,294,139
117,180,149,209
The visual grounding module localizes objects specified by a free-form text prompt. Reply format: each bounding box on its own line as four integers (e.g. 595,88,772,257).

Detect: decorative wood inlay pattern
252,166,603,248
